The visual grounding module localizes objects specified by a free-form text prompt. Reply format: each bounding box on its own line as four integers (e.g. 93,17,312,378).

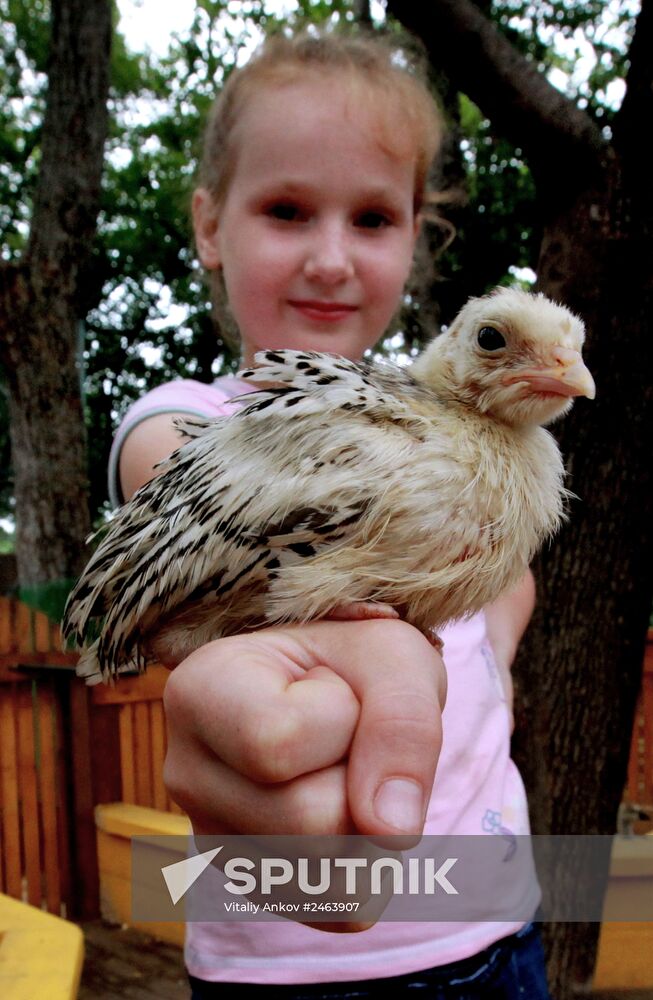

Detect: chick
64,287,595,683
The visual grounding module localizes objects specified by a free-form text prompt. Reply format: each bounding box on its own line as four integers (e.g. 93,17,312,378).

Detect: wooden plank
134,701,153,807
17,683,42,907
0,688,22,898
119,705,136,803
642,670,653,803
88,702,122,805
53,689,73,917
150,700,168,811
34,609,53,653
626,703,641,802
68,680,100,919
38,681,63,915
0,596,11,654
91,665,169,705
16,601,34,654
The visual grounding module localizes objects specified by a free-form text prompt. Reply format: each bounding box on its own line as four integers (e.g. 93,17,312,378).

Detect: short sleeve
107,377,252,508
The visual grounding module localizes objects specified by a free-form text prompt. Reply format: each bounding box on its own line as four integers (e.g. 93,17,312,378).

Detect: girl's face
193,77,420,364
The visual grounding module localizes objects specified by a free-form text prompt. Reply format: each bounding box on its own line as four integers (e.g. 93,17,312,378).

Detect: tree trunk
513,149,653,992
0,0,111,602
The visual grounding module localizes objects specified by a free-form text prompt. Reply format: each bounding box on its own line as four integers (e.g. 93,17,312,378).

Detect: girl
109,29,550,1000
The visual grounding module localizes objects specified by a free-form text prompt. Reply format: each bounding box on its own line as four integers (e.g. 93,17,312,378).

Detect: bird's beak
502,347,596,400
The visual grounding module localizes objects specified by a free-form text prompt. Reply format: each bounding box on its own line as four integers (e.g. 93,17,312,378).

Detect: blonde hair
198,28,442,216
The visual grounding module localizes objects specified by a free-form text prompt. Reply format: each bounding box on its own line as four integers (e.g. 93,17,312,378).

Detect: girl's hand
163,619,446,840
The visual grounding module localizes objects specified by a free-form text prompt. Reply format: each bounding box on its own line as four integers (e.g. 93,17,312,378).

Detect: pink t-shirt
109,377,538,985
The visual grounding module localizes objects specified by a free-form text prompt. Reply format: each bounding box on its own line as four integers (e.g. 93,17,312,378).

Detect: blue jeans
188,921,551,999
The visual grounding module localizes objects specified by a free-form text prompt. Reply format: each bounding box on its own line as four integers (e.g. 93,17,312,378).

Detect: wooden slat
91,665,169,705
17,684,42,906
16,602,33,654
0,688,22,898
0,596,11,653
642,670,653,803
38,681,63,914
134,701,153,807
150,701,168,811
53,691,73,916
34,609,53,653
68,679,100,919
119,705,136,803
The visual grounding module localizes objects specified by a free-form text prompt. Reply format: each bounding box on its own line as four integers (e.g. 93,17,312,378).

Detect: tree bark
0,0,111,593
387,1,653,995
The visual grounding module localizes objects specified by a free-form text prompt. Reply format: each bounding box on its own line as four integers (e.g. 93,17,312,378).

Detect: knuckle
237,709,305,784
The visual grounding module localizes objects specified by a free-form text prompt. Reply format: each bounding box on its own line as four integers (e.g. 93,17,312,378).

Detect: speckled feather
63,289,591,683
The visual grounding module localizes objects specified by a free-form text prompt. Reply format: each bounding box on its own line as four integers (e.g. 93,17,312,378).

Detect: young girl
109,29,550,1000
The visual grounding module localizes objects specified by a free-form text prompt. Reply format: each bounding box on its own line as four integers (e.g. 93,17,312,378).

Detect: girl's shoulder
108,376,251,508
125,375,248,417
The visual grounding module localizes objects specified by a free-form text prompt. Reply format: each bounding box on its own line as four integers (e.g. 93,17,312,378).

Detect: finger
164,727,354,836
163,631,360,783
301,619,446,837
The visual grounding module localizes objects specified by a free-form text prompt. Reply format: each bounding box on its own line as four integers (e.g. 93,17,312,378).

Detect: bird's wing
234,349,438,424
63,352,436,673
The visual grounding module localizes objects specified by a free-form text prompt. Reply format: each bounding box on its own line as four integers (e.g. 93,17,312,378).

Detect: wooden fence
89,667,181,815
0,596,97,919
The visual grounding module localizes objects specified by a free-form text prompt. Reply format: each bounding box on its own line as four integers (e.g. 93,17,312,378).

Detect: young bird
64,288,595,683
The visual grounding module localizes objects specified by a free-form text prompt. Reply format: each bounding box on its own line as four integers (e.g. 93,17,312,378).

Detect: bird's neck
411,335,461,403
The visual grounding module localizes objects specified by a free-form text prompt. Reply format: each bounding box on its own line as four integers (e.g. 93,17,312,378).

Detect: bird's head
412,287,595,426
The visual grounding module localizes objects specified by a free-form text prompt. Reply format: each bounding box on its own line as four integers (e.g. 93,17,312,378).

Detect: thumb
314,619,446,837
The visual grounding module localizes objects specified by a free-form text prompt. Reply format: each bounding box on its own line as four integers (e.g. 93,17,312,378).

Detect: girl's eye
266,202,303,222
355,211,393,230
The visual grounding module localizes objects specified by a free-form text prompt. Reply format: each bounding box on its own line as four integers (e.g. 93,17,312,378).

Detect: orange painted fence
90,667,182,815
0,597,182,920
0,596,96,919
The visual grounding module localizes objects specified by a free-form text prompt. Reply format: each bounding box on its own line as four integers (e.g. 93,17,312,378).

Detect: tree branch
386,0,606,196
613,0,653,170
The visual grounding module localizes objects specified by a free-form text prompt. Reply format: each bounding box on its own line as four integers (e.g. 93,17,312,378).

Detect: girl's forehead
233,74,420,172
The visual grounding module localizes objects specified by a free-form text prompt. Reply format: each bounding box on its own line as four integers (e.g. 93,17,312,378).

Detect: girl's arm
118,412,191,499
483,569,536,729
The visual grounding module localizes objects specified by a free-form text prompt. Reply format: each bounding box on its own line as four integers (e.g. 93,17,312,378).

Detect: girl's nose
303,223,355,285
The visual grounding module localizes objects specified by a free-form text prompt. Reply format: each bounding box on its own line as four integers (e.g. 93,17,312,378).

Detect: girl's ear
192,188,222,269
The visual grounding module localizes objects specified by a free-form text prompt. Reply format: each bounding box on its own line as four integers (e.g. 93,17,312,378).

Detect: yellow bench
96,801,191,947
0,892,84,999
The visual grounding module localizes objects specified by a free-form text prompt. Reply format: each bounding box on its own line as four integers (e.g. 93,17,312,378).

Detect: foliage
0,0,637,530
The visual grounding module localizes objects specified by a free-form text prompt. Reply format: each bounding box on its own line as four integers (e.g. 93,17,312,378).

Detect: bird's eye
477,327,506,351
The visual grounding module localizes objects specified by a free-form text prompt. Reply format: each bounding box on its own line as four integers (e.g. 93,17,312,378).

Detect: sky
116,0,297,57
116,0,202,56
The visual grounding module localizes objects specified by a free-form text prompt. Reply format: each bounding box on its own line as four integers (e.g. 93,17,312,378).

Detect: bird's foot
323,604,444,653
323,601,400,623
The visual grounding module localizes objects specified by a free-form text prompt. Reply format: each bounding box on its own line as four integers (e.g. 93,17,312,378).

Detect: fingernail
374,778,424,833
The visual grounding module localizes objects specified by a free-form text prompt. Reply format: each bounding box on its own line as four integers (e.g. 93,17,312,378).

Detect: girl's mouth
288,300,358,322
